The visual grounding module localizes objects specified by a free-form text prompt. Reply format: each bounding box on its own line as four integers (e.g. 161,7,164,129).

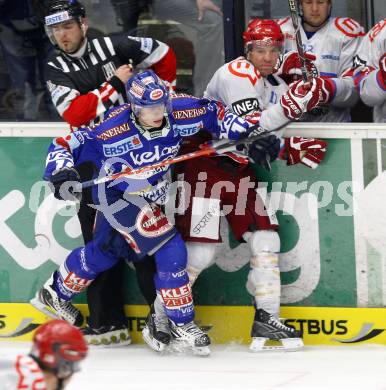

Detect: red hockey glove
317,77,336,105
280,78,320,120
280,51,318,84
279,137,327,169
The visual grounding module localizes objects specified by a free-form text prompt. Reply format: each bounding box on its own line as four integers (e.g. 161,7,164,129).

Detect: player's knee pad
246,254,281,316
154,233,194,324
245,230,281,315
186,242,217,285
244,229,280,255
246,254,280,296
154,233,188,276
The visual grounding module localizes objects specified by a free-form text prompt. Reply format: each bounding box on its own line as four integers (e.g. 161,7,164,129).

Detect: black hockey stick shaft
287,0,309,83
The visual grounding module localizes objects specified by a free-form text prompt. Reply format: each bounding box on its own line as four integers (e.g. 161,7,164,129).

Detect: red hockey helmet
30,320,88,379
243,19,284,51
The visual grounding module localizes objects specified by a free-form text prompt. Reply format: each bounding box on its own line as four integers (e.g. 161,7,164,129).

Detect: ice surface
2,342,386,390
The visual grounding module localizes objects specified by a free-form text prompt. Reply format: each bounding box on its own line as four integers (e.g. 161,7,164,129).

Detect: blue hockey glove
248,135,281,171
50,167,81,201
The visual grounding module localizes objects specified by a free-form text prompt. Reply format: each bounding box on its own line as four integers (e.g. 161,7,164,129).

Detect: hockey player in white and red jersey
278,0,365,123
353,19,386,123
171,19,332,352
1,320,87,390
205,18,331,169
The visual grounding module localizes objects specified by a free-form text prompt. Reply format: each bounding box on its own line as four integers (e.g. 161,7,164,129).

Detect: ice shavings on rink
2,342,386,390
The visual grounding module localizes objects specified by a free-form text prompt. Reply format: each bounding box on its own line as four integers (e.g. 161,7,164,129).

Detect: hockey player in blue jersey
30,70,272,356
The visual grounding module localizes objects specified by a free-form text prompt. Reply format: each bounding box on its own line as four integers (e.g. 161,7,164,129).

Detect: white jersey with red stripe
353,19,386,123
278,16,365,122
0,354,46,389
204,58,289,133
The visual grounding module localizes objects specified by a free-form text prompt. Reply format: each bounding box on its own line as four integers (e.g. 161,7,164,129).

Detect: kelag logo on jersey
130,143,180,165
232,98,259,116
174,121,203,137
103,135,143,157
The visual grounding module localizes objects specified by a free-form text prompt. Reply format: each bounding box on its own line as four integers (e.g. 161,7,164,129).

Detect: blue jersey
44,95,250,203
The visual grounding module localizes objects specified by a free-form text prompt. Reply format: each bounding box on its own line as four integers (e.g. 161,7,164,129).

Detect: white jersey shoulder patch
368,19,386,43
333,17,365,38
227,59,262,86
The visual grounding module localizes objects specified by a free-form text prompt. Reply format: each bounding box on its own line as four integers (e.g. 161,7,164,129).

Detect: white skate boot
169,320,211,356
250,309,303,352
30,273,84,327
142,305,171,352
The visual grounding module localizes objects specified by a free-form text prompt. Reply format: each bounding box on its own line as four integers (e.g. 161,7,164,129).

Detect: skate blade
250,337,304,352
192,346,211,357
30,297,61,320
142,327,168,352
169,340,211,357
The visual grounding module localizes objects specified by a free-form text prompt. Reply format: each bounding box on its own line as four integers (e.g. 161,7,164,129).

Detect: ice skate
142,305,171,352
82,324,131,347
169,320,211,356
250,309,303,352
30,273,84,327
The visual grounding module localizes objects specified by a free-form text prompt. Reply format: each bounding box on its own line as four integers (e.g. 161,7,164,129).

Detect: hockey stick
79,123,287,189
287,0,309,83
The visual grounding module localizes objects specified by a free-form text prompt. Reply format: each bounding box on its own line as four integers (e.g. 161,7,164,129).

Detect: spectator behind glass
110,0,224,97
0,0,56,121
152,0,223,96
110,0,150,33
